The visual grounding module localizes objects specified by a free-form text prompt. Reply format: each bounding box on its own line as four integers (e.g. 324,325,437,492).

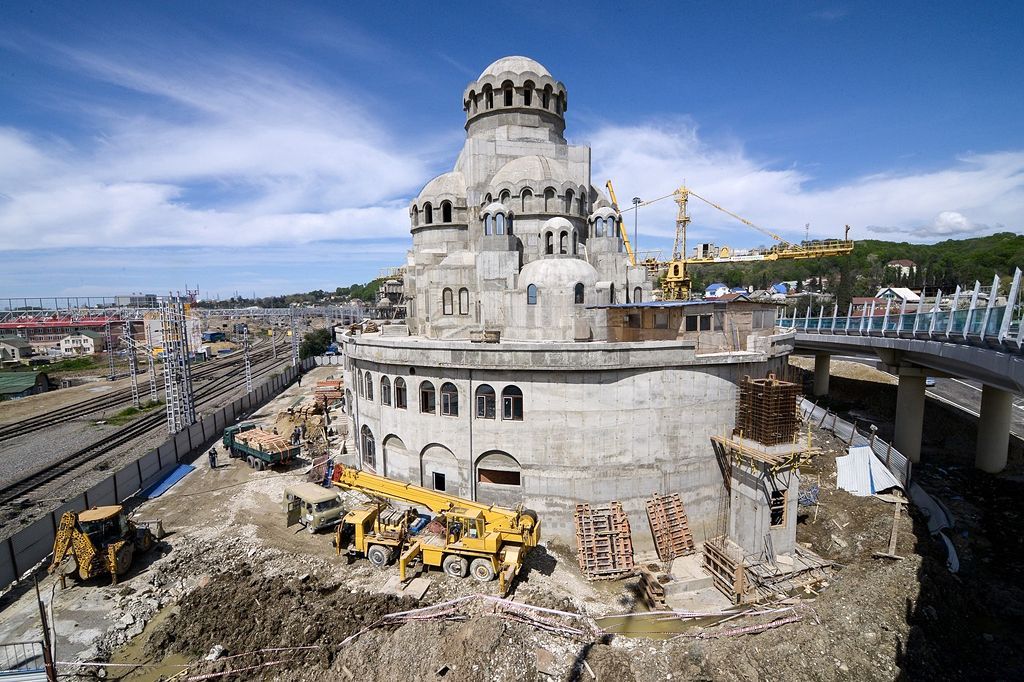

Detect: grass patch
42,356,101,372
103,399,163,426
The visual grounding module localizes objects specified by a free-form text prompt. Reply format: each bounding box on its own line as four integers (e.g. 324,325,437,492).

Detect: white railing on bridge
778,268,1024,349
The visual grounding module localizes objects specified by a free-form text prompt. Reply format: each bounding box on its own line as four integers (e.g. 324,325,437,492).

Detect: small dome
479,56,552,80
589,206,618,221
490,155,571,188
482,201,510,215
519,257,599,290
417,171,466,200
542,216,574,232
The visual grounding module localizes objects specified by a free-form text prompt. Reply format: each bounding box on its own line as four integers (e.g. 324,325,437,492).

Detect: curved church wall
343,334,792,551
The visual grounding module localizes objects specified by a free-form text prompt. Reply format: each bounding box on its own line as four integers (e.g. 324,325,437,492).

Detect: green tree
299,328,332,359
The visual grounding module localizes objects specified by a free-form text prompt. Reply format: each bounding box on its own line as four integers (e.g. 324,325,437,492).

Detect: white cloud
589,121,1024,250
0,48,429,250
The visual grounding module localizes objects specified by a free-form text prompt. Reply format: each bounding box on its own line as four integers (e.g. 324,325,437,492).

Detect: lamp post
632,196,641,258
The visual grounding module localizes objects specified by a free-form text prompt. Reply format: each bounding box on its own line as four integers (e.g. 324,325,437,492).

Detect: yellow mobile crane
331,464,540,594
606,181,854,300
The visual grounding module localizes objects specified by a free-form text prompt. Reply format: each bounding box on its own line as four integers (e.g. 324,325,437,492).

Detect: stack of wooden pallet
574,502,635,580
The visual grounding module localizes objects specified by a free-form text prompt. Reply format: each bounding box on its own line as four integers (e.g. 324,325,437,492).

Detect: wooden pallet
574,503,635,579
645,493,696,562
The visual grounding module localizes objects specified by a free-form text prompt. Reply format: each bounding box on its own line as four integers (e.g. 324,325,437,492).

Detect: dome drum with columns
404,56,653,341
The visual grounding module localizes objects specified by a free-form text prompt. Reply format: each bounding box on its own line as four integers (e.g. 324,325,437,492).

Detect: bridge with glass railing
777,269,1023,475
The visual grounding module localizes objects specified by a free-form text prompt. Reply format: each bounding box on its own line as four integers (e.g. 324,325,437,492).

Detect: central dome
479,56,552,79
490,155,570,187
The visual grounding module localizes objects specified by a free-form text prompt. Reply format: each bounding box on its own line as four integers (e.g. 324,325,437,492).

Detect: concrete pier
975,384,1012,473
813,353,830,397
894,373,926,463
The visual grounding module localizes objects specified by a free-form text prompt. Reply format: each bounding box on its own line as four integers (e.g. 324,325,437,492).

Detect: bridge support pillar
894,373,926,463
976,385,1011,473
813,354,830,396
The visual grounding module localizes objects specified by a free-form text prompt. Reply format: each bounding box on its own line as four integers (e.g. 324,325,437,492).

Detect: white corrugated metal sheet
836,446,903,496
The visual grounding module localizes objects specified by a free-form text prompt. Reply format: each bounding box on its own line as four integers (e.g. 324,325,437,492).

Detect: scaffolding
127,338,140,408
161,294,196,434
736,373,801,446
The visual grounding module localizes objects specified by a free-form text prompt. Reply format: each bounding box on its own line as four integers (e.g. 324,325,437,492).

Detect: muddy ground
4,365,1022,681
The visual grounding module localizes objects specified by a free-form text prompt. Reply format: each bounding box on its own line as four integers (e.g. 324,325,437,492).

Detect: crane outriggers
330,464,540,595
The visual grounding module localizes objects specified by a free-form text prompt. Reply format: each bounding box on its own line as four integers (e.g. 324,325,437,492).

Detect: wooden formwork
645,493,696,562
574,503,635,580
637,565,668,609
701,536,751,604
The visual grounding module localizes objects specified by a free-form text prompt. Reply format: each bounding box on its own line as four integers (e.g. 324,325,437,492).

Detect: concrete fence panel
213,409,225,434
138,450,162,489
187,422,206,452
9,519,55,576
114,466,142,503
157,441,177,468
52,494,88,522
85,477,117,508
0,542,16,588
173,430,191,458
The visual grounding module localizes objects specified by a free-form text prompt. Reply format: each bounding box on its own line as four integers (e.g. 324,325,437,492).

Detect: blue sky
1,0,1022,298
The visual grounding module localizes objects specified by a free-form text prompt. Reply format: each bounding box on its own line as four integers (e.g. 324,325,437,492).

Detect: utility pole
243,327,252,393
35,578,57,682
290,311,299,367
146,324,158,403
104,321,116,380
128,338,140,408
632,196,641,258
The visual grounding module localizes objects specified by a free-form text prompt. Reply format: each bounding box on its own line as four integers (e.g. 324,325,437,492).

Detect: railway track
0,350,294,505
0,340,282,443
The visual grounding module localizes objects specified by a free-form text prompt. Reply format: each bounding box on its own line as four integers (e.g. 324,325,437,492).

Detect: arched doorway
420,444,465,497
382,434,413,481
475,451,523,507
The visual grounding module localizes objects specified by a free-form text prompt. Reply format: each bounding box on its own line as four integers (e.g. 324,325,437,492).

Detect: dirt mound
148,570,415,676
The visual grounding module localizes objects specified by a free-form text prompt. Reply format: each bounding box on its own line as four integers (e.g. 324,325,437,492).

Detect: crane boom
604,180,637,267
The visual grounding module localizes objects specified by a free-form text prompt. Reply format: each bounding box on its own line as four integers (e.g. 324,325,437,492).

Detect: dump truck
222,422,300,470
331,464,540,594
49,506,162,585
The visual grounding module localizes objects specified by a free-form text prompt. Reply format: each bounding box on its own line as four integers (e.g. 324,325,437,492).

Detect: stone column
976,385,1012,473
894,374,926,463
813,353,830,397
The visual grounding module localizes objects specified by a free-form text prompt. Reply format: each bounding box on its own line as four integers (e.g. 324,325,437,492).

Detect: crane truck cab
283,483,346,533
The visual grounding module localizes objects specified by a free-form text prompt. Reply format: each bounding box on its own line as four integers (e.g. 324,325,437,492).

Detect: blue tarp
142,464,195,499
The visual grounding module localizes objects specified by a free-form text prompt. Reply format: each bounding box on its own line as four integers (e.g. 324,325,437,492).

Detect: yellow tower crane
608,182,855,300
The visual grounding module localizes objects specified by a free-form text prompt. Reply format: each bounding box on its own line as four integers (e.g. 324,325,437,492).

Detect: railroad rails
0,340,276,444
0,345,292,506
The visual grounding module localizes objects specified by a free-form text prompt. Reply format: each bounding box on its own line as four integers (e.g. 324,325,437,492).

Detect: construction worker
208,447,217,469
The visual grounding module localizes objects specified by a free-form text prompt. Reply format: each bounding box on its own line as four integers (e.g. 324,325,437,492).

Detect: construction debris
873,496,906,561
574,502,635,579
637,565,669,608
645,493,696,561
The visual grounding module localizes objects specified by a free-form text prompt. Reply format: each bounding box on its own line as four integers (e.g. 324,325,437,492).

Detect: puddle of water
103,606,191,681
596,612,733,639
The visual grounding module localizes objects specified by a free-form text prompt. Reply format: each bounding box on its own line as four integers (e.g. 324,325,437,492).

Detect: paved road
830,354,1024,439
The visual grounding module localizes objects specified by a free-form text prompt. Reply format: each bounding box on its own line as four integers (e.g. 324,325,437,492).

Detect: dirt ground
2,366,1021,680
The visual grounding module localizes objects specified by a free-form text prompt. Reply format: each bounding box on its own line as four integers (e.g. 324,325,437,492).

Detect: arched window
411,206,419,227
565,189,574,213
544,188,555,212
545,232,553,255
442,288,453,315
579,194,586,214
555,92,563,114
364,371,374,401
441,201,452,223
527,284,538,305
484,214,493,236
523,80,534,106
380,376,391,406
357,371,364,397
542,85,551,109
633,287,643,304
495,213,505,235
484,193,492,205
458,288,469,315
424,202,433,224
502,80,514,106
475,384,496,419
573,230,579,254
608,216,617,238
394,378,407,409
499,189,511,204
467,90,476,114
574,283,585,304
610,283,616,304
559,231,568,254
520,188,532,212
419,381,436,414
360,425,375,469
484,85,493,109
440,382,459,416
501,385,524,421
